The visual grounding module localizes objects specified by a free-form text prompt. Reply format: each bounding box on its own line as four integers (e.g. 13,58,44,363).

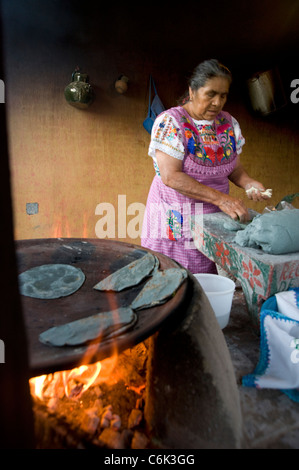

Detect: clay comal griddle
16,238,188,376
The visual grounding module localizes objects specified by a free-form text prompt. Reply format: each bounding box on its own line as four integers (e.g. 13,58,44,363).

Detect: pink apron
141,106,238,273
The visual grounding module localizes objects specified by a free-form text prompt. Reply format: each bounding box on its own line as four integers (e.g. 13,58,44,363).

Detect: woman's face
188,76,230,120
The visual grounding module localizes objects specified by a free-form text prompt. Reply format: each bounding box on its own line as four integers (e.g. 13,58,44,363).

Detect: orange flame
52,217,71,238
29,352,119,401
51,212,90,239
30,374,47,400
82,212,88,238
30,362,103,401
52,219,62,238
62,362,102,397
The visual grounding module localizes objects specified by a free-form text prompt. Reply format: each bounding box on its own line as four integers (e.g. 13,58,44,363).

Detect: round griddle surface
16,238,188,375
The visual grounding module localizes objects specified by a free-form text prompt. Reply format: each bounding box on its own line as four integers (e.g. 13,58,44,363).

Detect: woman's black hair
179,59,232,105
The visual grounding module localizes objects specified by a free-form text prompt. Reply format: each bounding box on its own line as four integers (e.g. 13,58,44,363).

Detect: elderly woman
141,59,270,274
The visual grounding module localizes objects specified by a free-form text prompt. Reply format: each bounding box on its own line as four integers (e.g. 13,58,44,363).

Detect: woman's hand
217,193,250,222
156,150,251,222
245,183,272,202
229,158,272,202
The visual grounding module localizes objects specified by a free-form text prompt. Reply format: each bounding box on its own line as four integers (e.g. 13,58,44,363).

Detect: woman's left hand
228,158,272,202
245,182,272,202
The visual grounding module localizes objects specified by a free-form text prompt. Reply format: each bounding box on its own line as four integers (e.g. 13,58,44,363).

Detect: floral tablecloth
190,212,299,327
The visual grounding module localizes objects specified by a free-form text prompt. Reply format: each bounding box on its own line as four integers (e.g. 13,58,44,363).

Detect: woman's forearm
161,168,250,221
228,157,270,201
228,161,253,188
156,150,250,221
162,169,221,205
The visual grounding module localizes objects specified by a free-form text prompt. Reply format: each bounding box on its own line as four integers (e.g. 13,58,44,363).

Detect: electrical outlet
26,202,39,215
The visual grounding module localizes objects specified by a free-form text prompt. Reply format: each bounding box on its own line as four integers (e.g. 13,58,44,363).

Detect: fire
52,219,62,238
31,374,47,400
52,218,71,238
52,212,89,238
62,362,102,397
82,212,88,238
29,363,101,401
29,354,119,402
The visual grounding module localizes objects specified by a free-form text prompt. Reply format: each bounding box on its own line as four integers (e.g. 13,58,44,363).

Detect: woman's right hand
217,194,250,223
155,150,250,223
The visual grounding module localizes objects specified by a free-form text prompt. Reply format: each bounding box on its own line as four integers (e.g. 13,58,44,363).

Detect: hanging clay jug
115,75,129,94
64,70,95,109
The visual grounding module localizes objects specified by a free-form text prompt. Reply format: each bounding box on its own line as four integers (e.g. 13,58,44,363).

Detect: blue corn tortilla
93,252,159,292
18,264,85,299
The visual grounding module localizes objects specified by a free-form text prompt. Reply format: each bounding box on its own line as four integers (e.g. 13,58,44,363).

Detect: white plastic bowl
194,273,235,329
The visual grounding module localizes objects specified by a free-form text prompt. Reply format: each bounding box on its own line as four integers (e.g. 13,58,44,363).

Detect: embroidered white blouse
148,112,245,171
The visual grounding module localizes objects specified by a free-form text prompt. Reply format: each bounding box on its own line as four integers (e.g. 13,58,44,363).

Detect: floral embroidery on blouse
180,115,236,165
149,110,244,176
215,116,236,161
155,114,180,143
